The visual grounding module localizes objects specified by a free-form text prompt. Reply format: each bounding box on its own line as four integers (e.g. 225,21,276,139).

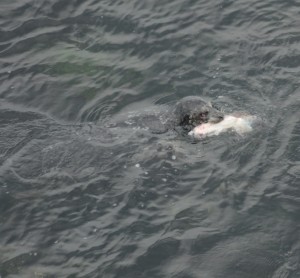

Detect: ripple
1,0,300,277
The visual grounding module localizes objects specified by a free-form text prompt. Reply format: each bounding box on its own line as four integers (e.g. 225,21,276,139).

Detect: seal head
173,96,224,131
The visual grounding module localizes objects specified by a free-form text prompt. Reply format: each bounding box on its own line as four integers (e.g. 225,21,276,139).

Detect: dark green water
1,0,300,277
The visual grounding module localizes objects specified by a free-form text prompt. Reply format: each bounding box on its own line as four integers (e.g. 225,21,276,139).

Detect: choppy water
1,0,300,277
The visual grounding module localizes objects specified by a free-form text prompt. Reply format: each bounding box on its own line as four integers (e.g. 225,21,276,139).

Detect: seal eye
199,111,209,122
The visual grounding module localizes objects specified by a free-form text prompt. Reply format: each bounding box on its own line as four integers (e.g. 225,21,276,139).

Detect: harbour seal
113,96,224,134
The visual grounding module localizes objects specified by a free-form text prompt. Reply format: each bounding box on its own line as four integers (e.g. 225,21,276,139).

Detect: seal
113,96,224,134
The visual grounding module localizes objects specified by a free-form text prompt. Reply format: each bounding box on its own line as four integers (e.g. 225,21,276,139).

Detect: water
0,0,300,277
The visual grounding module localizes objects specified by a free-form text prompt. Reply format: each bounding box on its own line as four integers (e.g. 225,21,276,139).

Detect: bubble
135,163,140,168
171,155,176,160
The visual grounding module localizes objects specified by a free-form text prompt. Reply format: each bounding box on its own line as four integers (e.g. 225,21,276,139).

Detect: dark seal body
112,96,224,134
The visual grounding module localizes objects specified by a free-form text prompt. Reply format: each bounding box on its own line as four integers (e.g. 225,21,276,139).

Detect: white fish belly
189,115,256,138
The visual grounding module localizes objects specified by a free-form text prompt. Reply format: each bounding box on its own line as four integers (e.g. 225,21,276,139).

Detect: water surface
1,0,300,277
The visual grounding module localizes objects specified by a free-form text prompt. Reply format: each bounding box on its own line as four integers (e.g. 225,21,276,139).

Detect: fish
188,113,257,138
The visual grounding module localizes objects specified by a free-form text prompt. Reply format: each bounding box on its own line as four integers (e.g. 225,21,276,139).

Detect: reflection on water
1,0,300,277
